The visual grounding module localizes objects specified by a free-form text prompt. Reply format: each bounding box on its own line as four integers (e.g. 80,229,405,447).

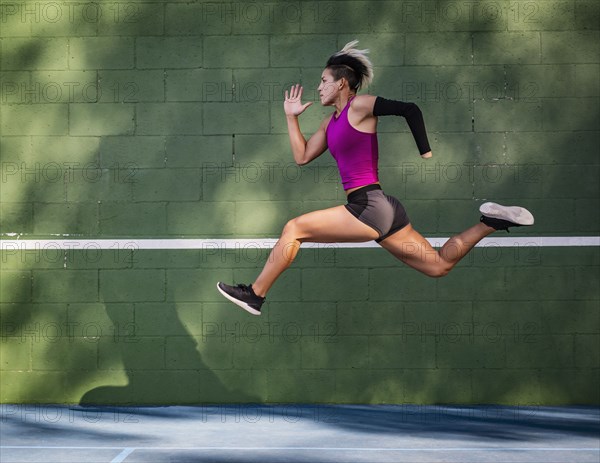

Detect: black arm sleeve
373,96,431,155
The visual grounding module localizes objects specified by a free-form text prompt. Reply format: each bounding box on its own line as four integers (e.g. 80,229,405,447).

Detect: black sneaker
216,282,264,315
479,202,534,232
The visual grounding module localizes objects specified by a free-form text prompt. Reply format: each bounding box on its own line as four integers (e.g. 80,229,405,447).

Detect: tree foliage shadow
0,0,598,410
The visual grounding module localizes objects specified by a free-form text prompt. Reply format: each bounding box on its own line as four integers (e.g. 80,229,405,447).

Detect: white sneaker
479,202,534,232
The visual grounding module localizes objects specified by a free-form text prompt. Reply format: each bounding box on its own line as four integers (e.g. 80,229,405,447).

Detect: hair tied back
326,40,374,90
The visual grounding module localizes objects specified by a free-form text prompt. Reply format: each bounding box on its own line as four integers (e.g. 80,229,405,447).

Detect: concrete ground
1,405,598,462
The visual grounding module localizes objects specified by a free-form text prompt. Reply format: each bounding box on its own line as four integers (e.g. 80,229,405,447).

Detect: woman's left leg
217,205,379,315
378,222,495,277
252,205,379,296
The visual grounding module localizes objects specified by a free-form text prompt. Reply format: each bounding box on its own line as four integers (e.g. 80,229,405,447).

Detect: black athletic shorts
345,184,410,242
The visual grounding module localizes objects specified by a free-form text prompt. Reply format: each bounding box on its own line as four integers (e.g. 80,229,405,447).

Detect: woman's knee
281,217,301,238
423,262,452,278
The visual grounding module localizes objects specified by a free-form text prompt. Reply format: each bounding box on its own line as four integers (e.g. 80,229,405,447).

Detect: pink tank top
326,97,379,190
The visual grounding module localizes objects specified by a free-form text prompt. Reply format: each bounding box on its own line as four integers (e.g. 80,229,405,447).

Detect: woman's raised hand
284,84,313,117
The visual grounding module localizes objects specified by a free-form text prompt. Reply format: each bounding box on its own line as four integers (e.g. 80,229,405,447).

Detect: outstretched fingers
284,84,313,116
287,84,302,101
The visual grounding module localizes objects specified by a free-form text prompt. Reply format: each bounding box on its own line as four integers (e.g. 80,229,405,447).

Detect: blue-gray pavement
1,405,599,463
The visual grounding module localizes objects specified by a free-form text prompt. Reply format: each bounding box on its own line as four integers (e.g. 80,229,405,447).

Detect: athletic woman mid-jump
217,41,534,315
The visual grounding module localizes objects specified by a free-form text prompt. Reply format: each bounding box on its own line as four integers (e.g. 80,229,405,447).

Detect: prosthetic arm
373,97,432,156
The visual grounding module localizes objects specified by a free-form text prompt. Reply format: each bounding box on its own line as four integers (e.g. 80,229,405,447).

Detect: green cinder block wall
0,1,598,405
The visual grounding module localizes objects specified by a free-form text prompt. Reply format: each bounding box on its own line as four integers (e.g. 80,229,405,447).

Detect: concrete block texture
1,0,598,405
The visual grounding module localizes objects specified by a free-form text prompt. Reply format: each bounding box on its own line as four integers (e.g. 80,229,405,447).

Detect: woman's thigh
378,223,445,275
289,205,380,243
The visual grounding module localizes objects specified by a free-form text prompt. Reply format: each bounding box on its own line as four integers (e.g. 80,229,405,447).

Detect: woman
217,41,533,315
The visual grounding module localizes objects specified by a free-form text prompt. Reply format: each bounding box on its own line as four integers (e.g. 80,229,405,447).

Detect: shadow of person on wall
79,256,260,406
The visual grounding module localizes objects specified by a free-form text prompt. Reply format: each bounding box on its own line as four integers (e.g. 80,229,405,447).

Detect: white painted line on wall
0,236,599,251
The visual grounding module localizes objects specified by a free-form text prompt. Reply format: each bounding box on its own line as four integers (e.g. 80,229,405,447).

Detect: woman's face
317,68,341,106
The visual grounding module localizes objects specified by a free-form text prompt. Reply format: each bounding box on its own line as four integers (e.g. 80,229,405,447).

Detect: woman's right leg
378,222,495,277
252,205,379,296
379,202,535,277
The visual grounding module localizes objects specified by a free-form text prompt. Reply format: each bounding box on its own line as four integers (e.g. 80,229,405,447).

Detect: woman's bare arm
284,84,329,166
